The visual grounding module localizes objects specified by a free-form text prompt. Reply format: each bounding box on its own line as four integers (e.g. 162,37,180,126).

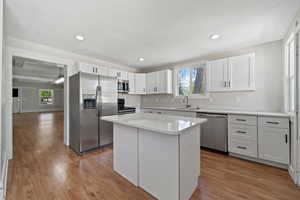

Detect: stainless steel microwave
118,80,129,93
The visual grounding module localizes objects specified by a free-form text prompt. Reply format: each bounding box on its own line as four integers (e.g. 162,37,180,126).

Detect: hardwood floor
7,112,300,200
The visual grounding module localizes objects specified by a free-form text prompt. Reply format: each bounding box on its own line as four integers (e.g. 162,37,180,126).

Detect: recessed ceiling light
138,57,145,62
210,34,221,40
75,35,85,41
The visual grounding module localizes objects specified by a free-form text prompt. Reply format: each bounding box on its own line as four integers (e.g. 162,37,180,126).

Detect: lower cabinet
258,117,289,165
229,115,290,166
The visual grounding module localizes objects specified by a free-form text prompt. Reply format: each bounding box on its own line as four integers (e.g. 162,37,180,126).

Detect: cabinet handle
157,112,162,114
285,134,288,144
236,130,247,134
236,119,246,122
224,81,227,87
228,81,231,87
266,121,279,125
237,146,247,150
92,67,95,73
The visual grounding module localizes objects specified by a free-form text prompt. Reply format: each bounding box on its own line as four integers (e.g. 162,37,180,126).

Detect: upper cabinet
108,69,128,80
128,72,135,94
207,58,228,91
135,73,146,94
77,62,108,76
207,53,255,92
146,70,172,94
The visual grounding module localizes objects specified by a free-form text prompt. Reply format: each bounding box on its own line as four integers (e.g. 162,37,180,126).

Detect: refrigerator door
99,76,118,146
79,73,100,152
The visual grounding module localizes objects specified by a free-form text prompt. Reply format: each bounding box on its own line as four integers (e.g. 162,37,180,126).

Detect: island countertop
101,113,207,135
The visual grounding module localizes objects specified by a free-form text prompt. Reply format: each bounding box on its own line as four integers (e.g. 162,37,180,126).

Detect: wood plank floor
7,112,300,200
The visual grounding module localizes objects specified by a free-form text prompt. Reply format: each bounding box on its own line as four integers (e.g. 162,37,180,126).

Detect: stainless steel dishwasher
197,113,228,152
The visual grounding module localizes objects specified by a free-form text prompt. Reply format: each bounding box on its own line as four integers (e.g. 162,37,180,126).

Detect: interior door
207,58,228,91
12,88,21,113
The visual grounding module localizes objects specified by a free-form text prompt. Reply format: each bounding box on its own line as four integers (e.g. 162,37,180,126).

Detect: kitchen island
101,113,207,200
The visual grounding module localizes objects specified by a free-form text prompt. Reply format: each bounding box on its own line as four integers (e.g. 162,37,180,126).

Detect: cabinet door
135,73,146,94
108,68,118,77
156,70,172,94
156,70,166,93
228,54,255,91
119,71,128,80
79,63,97,74
207,58,228,91
258,127,289,164
146,72,157,94
128,72,135,94
97,66,108,76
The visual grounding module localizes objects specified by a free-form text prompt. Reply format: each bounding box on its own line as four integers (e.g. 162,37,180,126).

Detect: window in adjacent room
39,89,54,105
175,65,207,98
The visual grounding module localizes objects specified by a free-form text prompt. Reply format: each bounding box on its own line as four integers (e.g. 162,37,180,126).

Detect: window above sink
174,63,209,99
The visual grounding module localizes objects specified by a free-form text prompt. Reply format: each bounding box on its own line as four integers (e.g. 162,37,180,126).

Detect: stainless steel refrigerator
69,72,117,155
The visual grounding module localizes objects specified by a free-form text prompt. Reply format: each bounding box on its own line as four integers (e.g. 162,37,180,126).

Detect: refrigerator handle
96,86,102,117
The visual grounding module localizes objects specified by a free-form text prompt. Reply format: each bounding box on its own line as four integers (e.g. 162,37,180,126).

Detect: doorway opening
12,56,66,158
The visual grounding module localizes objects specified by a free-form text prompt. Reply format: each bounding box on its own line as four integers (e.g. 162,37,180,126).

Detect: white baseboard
229,153,288,169
0,156,9,200
20,108,63,113
289,165,298,184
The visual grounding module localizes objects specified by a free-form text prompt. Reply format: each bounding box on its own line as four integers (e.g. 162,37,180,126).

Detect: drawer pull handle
237,146,247,150
266,121,279,125
285,134,288,144
236,119,246,122
237,130,247,134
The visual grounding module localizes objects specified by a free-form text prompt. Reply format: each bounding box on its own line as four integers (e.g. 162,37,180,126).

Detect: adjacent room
0,1,300,200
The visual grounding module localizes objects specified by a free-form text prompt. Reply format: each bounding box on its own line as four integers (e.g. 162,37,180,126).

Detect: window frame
173,63,209,99
39,89,54,105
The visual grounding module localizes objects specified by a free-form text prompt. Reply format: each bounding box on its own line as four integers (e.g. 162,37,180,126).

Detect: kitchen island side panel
138,129,180,200
113,124,138,186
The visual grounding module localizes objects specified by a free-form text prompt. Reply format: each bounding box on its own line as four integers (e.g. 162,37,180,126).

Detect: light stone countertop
142,107,291,118
101,113,207,135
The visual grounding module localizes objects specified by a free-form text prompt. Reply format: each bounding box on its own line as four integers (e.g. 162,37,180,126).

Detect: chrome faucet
183,96,191,108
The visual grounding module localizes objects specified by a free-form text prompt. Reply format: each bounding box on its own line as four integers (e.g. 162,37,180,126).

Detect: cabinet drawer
229,115,257,125
229,139,257,158
229,124,257,141
258,117,289,129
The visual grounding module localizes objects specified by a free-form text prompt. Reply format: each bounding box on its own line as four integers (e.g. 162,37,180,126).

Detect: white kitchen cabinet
146,70,172,94
258,116,290,164
77,62,108,76
78,62,100,75
207,53,255,92
108,69,128,80
128,72,135,94
97,66,108,76
146,72,156,94
228,54,255,91
228,114,258,158
207,58,229,91
135,73,146,94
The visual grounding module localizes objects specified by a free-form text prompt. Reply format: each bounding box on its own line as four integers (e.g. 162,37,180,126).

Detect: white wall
141,40,284,112
13,81,64,113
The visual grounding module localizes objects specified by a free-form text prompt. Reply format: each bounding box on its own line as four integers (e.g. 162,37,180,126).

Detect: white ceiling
13,57,63,83
6,0,300,68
